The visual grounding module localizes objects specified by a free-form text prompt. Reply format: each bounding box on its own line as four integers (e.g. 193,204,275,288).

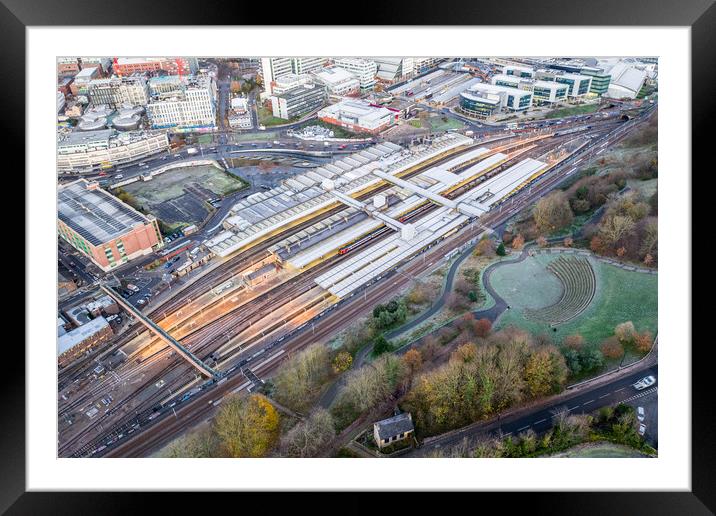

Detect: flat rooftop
58,179,151,246
57,316,109,356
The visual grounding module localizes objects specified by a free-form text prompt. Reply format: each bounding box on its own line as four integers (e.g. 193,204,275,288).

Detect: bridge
100,285,221,379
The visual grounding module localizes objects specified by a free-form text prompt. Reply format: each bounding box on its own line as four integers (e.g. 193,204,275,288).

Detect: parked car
126,284,140,292
638,424,647,436
637,406,645,422
114,174,124,179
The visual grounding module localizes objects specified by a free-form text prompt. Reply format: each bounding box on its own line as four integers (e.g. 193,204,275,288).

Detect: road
71,103,655,457
406,364,658,457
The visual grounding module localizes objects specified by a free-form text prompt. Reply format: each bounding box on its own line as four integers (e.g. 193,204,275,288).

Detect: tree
634,331,654,353
578,346,605,372
599,214,636,246
272,343,332,411
496,242,507,256
524,346,568,398
563,236,574,248
536,235,548,247
600,336,624,359
279,408,335,458
643,253,654,266
473,318,492,338
332,351,353,374
160,426,222,458
420,335,440,362
563,334,584,351
512,234,525,250
402,349,423,377
533,191,574,234
453,343,478,363
590,235,606,254
215,394,280,458
615,321,637,345
474,238,495,257
373,335,392,356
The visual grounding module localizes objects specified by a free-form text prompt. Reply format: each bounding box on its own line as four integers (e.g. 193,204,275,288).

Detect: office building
57,129,169,172
70,66,101,96
146,74,217,130
313,67,360,96
373,57,415,83
333,58,377,91
88,75,150,108
57,316,113,367
57,179,164,271
580,66,612,96
531,80,570,104
503,65,535,78
260,57,329,95
459,83,533,118
112,57,194,76
270,84,327,120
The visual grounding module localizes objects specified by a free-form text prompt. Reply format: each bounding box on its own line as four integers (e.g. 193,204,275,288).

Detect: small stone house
373,412,414,449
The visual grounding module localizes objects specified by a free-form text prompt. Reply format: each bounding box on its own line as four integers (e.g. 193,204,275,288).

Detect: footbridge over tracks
100,285,222,379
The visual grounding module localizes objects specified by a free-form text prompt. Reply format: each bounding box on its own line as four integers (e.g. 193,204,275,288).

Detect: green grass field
257,106,291,127
426,116,465,132
545,103,601,119
491,253,657,346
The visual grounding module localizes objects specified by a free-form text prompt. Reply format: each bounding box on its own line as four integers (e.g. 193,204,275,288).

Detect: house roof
374,412,414,439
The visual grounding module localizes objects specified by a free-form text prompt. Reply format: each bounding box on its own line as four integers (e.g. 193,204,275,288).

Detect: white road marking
535,418,546,424
599,393,610,399
583,399,594,405
517,426,529,432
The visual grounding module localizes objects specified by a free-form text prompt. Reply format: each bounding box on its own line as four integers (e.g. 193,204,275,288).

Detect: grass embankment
545,103,601,119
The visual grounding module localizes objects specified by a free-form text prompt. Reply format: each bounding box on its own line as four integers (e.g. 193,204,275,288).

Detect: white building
459,83,533,118
271,73,314,95
260,57,329,95
333,58,377,91
312,67,360,96
146,75,217,130
57,129,169,172
503,65,535,78
88,75,150,108
373,57,415,83
531,80,570,104
603,61,649,99
318,99,398,134
228,96,252,129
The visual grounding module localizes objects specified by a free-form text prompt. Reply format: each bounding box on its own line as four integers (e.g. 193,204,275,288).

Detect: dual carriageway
58,110,645,458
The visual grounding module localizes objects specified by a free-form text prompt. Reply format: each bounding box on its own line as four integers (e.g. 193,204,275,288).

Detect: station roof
207,135,470,258
58,179,151,246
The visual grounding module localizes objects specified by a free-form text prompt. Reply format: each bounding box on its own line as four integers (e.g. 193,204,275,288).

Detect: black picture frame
7,0,710,512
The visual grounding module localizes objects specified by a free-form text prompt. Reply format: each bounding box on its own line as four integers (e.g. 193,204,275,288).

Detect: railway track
64,118,641,457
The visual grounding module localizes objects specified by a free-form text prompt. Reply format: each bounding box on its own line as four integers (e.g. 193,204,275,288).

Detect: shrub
600,336,624,359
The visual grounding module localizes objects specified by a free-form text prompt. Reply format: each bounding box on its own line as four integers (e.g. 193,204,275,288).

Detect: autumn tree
215,394,280,458
402,349,423,377
332,351,353,374
614,321,637,345
160,426,222,458
474,238,496,257
634,331,654,353
599,214,636,247
600,336,624,359
279,408,335,458
473,318,492,338
533,191,574,234
512,234,525,250
272,343,331,411
563,236,573,248
524,346,568,398
536,235,548,247
563,334,584,351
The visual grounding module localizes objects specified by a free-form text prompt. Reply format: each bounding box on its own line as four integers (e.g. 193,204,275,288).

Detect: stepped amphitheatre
524,255,596,324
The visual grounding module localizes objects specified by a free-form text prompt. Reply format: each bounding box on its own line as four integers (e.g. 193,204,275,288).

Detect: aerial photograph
56,56,658,459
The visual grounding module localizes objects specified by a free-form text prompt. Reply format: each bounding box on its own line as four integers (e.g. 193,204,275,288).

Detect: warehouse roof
57,316,109,357
58,179,151,246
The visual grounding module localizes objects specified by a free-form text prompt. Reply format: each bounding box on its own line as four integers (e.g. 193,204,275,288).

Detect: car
260,185,271,190
638,424,647,436
137,299,146,306
633,375,656,390
126,283,140,292
114,174,124,179
637,406,645,422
